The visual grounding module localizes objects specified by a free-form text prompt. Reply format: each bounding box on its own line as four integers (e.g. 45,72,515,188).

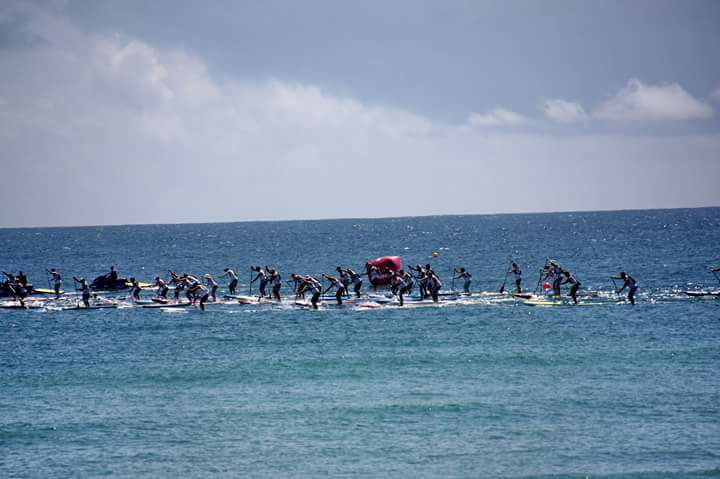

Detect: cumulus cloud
593,78,713,121
467,108,527,127
0,4,719,227
541,98,588,124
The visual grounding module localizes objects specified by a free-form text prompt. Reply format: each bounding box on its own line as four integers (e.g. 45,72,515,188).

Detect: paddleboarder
612,272,638,305
454,267,472,293
221,268,239,296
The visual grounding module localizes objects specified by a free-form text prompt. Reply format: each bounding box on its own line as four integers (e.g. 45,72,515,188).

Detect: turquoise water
2,209,719,477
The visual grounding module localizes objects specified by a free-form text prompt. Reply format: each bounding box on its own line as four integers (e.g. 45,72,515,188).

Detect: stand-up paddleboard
513,293,535,299
523,299,599,307
235,295,280,304
63,303,119,310
355,301,383,309
31,288,65,295
141,302,193,309
0,302,45,310
684,291,720,298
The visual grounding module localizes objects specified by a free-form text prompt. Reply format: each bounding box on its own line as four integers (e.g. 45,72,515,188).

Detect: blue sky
1,0,719,227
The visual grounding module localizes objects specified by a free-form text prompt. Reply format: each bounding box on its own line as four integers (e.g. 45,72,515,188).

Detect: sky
1,0,719,227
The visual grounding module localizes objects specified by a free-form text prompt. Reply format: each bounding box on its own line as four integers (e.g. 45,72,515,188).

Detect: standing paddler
409,265,427,299
204,274,219,302
47,268,62,299
129,278,142,302
337,267,351,297
511,262,523,294
267,267,282,301
393,269,414,306
612,272,638,305
426,268,442,303
187,283,210,311
154,276,169,299
453,267,472,294
221,268,239,296
347,268,363,297
6,281,27,308
561,270,581,304
299,275,322,309
322,274,347,305
542,261,564,297
169,271,184,300
250,266,268,299
73,276,91,308
289,274,302,299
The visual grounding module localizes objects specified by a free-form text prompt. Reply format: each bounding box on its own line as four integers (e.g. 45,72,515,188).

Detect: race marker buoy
432,252,439,257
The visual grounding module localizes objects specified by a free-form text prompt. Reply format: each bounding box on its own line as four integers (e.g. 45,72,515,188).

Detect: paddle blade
499,285,505,294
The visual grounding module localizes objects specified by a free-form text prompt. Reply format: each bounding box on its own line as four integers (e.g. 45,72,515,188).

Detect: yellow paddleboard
125,282,153,288
33,288,64,295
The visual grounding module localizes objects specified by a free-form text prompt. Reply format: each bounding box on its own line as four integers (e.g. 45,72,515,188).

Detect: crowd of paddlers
0,257,653,310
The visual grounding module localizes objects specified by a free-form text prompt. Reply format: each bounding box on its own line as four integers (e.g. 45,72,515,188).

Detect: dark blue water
2,209,719,478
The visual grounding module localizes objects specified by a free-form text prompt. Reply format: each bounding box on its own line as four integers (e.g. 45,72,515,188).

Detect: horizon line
1,204,718,231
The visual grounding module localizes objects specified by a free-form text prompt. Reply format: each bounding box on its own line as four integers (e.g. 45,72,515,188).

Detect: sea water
1,208,719,478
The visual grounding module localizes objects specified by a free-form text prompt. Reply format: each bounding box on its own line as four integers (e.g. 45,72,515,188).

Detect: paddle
499,259,513,293
248,267,253,296
534,259,549,293
451,269,456,292
712,269,720,286
610,277,620,298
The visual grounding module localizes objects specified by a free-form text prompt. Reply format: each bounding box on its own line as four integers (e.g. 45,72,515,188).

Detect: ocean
1,208,719,478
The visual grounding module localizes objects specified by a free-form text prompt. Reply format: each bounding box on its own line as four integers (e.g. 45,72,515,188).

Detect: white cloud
467,108,527,127
541,98,587,124
0,5,719,227
594,78,713,121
